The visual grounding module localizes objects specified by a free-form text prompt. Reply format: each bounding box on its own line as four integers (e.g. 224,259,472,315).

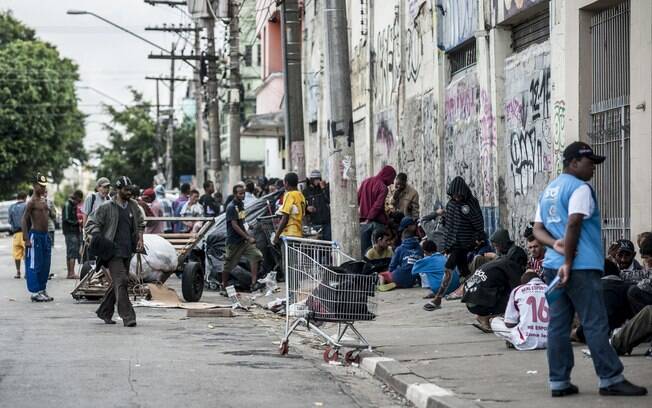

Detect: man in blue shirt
9,192,27,279
533,141,646,397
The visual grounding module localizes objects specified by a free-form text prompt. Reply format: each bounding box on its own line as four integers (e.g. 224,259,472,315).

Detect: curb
359,351,480,408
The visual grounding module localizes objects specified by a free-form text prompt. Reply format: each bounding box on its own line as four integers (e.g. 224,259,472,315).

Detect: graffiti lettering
375,119,395,156
552,100,566,175
373,16,401,107
405,22,423,83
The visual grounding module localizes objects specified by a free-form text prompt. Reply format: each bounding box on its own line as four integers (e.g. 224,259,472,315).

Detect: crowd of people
7,140,651,397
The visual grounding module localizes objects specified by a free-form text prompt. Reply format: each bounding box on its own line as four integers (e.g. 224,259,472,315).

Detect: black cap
35,173,48,187
563,141,606,164
615,239,635,254
114,176,132,189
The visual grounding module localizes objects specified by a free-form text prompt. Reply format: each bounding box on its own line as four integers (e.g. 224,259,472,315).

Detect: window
257,44,261,66
244,45,253,66
511,10,550,52
448,39,476,76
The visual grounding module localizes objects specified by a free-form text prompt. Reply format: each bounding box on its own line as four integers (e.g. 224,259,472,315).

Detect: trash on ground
526,370,538,375
131,283,223,310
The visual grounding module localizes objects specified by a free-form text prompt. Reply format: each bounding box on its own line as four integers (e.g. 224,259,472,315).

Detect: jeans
543,268,624,390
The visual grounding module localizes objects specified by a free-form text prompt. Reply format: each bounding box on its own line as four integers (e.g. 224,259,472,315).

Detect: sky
2,0,198,152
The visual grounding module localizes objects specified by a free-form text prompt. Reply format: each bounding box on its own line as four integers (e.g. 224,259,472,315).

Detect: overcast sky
3,0,198,152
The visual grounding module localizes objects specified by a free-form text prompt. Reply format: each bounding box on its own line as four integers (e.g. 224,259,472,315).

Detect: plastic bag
129,234,178,281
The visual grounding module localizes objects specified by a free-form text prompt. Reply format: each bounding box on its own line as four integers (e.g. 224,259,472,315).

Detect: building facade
299,0,651,246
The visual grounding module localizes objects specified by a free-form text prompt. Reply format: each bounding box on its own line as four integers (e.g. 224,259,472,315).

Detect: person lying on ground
490,271,549,350
462,246,528,333
611,305,652,357
571,259,635,343
416,240,460,309
378,217,423,291
627,235,652,315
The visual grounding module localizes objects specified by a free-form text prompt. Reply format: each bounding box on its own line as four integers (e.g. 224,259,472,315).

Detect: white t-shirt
534,183,595,222
504,278,549,351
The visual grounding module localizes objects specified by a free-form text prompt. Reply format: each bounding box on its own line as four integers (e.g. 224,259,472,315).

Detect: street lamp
66,9,170,54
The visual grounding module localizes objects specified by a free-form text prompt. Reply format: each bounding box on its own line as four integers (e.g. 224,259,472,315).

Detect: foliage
0,11,85,198
94,90,196,189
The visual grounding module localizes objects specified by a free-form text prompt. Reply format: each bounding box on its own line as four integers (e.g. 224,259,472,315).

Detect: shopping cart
279,236,378,364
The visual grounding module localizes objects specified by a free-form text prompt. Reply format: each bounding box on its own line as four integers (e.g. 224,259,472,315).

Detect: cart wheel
323,347,339,363
182,261,204,302
279,340,289,355
208,281,219,291
344,350,361,365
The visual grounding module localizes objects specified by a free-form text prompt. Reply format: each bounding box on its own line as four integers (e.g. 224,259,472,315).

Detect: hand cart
278,236,378,364
71,216,215,302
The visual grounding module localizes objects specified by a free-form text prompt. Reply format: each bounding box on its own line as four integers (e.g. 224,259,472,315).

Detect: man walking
9,192,27,279
86,176,145,327
21,174,53,302
533,141,646,397
221,184,264,295
62,190,84,279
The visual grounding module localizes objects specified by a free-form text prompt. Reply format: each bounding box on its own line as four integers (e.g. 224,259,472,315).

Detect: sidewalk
257,287,651,408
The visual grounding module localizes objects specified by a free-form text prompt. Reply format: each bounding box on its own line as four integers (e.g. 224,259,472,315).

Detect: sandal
422,292,436,299
445,293,462,301
472,322,493,333
423,302,441,311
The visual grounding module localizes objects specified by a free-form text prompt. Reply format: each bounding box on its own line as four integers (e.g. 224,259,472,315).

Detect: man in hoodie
358,165,396,253
378,217,423,291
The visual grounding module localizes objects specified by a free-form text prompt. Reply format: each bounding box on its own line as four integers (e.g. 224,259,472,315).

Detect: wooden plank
166,239,194,244
186,308,235,318
157,233,196,239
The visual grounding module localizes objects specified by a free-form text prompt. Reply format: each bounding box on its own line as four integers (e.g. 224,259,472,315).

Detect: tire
182,261,204,302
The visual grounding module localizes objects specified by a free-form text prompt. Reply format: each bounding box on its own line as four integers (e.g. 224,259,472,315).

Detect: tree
0,11,85,198
94,90,196,188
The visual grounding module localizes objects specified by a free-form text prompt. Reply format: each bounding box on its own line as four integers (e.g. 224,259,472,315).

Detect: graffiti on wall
374,109,397,164
552,100,566,175
479,90,497,206
502,0,547,21
503,42,552,241
444,71,483,201
436,0,478,50
373,15,401,108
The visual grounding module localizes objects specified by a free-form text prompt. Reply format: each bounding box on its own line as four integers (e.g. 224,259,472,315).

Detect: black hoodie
443,177,485,250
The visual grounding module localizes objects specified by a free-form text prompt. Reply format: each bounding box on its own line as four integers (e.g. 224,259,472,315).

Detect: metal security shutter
588,1,631,247
511,11,550,52
449,39,476,76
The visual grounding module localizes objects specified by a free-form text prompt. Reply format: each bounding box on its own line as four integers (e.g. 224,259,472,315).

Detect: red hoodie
358,165,396,224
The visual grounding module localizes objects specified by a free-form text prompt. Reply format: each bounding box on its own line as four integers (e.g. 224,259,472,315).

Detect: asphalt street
0,232,407,408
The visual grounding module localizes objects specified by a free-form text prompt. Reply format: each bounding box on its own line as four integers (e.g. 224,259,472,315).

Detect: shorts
64,233,81,261
223,241,263,275
12,232,25,260
445,247,471,277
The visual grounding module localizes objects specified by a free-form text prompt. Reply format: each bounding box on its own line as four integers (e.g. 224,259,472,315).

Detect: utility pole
281,0,305,179
228,0,241,189
166,42,176,189
193,23,205,187
204,16,222,191
323,0,361,258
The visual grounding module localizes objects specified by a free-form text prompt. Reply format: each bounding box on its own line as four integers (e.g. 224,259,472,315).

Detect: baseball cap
615,239,635,254
563,141,606,164
35,173,47,187
142,188,156,199
96,177,110,188
398,216,416,232
309,169,322,179
114,176,132,189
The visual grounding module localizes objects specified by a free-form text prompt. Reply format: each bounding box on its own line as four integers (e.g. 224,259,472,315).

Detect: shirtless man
22,174,53,302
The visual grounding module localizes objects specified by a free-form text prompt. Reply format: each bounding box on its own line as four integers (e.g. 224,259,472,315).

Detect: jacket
385,184,420,219
443,176,485,250
389,236,423,288
303,184,331,225
85,198,145,251
358,166,396,224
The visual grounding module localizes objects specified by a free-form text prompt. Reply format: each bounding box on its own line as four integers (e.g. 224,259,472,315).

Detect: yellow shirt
280,190,306,237
365,246,394,260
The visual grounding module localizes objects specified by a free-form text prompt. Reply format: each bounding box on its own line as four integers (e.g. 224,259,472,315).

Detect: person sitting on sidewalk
490,271,549,350
378,217,422,291
526,235,546,278
627,235,652,315
416,240,460,309
613,239,646,282
462,247,528,332
365,229,394,260
572,260,635,343
611,305,652,357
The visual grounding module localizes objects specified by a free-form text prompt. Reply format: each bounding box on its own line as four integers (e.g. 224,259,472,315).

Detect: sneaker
42,291,53,302
31,292,49,302
599,380,647,396
124,320,137,327
552,384,579,397
377,282,397,292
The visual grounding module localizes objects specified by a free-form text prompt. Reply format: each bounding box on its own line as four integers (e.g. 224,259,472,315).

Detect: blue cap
398,216,416,232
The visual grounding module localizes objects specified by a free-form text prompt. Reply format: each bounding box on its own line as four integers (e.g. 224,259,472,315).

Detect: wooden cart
71,216,215,302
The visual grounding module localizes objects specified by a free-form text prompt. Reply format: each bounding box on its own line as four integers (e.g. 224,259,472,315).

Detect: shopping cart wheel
323,347,339,363
279,340,289,356
344,350,361,365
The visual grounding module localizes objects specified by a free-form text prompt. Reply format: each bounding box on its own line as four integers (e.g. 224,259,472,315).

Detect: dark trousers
627,286,652,315
97,257,136,323
611,306,652,355
543,268,624,390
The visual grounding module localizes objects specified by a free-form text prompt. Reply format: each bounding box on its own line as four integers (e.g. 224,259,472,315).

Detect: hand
436,208,445,216
553,239,565,255
307,206,316,213
136,238,144,253
247,236,256,245
271,236,279,246
557,263,571,287
24,240,32,248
